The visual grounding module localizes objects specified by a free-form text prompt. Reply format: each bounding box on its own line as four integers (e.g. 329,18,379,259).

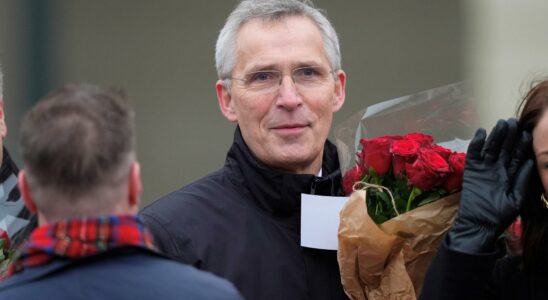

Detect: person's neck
38,210,137,227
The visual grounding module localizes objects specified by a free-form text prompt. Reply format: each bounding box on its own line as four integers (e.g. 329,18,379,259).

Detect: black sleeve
140,211,180,256
139,209,202,267
419,236,498,300
484,256,526,299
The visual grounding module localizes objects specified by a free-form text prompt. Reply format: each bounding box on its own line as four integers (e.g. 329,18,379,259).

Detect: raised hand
447,119,535,253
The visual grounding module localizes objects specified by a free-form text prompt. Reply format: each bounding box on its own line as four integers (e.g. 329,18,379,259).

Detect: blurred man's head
18,84,141,225
215,0,346,175
0,66,3,99
0,67,7,163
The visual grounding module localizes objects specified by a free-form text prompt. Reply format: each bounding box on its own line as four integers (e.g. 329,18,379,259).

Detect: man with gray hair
0,84,243,300
0,67,36,260
141,0,348,299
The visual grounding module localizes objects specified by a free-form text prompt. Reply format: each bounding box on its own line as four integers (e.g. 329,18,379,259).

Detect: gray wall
464,0,548,129
0,1,463,207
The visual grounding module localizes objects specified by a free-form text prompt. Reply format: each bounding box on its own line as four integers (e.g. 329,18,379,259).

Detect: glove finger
508,131,533,180
510,159,535,210
482,119,509,164
466,128,487,161
499,118,518,166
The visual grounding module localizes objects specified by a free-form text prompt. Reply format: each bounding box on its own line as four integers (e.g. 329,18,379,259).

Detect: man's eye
296,67,319,77
249,72,275,83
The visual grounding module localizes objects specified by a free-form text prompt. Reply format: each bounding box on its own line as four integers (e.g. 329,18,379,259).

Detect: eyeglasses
230,66,334,93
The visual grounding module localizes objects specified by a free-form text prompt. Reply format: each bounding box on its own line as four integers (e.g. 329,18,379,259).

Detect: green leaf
405,186,423,212
368,167,383,185
375,190,390,206
417,191,443,207
373,214,388,224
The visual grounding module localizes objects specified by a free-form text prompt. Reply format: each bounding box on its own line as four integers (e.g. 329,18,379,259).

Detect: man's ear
0,100,7,139
128,161,142,209
18,171,37,214
216,80,238,122
331,70,346,113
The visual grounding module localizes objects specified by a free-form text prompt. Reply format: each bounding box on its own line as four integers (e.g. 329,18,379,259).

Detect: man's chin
268,151,321,174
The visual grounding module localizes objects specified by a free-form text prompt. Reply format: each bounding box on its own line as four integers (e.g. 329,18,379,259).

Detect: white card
300,194,349,250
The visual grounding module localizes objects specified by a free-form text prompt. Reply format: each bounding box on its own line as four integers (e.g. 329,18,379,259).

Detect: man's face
216,16,346,174
0,99,5,164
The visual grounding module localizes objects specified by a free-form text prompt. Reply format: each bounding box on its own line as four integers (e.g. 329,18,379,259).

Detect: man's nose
276,75,302,110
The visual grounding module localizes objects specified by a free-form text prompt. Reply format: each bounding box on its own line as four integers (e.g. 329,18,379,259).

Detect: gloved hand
447,118,535,254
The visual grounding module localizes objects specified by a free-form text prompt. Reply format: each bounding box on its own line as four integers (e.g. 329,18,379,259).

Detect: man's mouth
271,123,310,136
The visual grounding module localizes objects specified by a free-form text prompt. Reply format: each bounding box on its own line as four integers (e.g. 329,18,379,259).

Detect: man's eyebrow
245,64,278,72
293,60,325,68
246,61,326,72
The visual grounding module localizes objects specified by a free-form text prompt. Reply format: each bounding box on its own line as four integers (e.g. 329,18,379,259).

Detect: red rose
379,135,403,141
429,144,452,161
0,228,10,250
508,218,522,239
390,139,420,176
442,152,466,191
404,132,434,146
506,218,523,256
359,137,392,176
342,165,363,195
406,148,450,190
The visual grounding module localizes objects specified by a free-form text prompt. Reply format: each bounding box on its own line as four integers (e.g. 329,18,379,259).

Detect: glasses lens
243,71,280,91
236,66,332,93
293,66,331,87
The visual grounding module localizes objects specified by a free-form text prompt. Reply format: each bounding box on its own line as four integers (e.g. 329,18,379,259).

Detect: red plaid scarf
7,215,155,276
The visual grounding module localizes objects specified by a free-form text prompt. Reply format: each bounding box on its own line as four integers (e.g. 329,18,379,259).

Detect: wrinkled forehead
233,15,326,64
236,13,319,38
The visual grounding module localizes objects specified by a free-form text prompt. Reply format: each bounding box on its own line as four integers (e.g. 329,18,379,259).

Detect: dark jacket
0,246,243,300
0,147,37,248
141,128,348,300
420,237,548,300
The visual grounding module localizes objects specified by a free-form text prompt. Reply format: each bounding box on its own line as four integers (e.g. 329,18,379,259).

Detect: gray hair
215,0,341,83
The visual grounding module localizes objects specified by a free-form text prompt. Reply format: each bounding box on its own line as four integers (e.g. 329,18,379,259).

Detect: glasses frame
227,66,337,93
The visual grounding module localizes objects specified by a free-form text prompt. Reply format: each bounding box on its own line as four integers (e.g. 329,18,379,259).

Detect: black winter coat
141,128,348,300
0,147,37,248
420,237,548,300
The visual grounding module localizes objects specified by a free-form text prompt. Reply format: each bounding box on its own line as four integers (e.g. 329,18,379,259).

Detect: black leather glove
447,119,535,254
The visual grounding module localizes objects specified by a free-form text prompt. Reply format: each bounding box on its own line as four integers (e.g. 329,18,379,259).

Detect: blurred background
1,0,547,207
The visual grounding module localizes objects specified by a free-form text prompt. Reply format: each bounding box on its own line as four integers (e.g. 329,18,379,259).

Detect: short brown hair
20,84,135,201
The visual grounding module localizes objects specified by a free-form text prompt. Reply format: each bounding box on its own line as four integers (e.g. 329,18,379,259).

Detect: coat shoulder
0,249,243,300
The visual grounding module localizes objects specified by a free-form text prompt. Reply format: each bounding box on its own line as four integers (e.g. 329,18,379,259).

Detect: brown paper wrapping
338,190,460,300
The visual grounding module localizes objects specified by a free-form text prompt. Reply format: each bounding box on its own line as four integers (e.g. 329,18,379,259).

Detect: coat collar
225,127,342,217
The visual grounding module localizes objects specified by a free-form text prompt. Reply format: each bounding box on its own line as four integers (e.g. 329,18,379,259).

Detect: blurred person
419,81,548,300
0,67,36,252
140,0,348,299
0,84,243,300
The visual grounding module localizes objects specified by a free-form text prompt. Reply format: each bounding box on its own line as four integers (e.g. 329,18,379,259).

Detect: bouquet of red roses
335,82,478,300
343,132,465,223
